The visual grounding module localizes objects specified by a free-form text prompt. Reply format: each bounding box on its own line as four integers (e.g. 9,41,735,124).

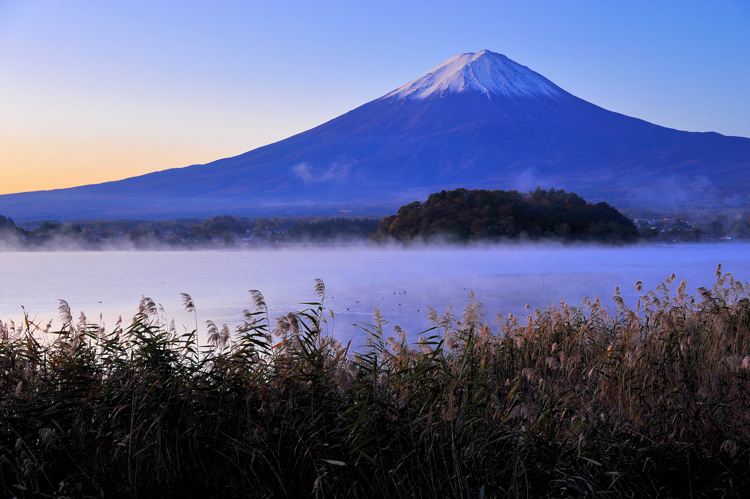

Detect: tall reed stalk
1,269,749,497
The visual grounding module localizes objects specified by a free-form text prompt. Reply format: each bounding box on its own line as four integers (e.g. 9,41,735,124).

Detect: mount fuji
2,50,749,220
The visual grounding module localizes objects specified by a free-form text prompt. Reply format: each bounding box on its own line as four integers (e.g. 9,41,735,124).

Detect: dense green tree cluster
371,187,638,242
288,218,381,242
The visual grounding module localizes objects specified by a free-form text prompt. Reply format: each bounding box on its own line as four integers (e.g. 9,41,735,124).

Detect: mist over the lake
3,242,748,346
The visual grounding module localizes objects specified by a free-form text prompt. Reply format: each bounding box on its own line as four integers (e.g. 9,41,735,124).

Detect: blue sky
1,0,748,194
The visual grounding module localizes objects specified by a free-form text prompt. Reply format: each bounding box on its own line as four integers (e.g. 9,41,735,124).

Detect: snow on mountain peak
384,50,563,101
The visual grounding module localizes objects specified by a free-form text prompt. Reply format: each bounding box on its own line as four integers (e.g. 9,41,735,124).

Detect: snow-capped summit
1,49,748,220
384,50,563,100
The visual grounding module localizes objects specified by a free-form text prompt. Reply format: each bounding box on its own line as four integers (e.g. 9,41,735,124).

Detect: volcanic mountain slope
2,50,749,220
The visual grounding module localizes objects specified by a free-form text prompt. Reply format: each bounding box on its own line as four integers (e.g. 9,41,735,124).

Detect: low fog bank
4,262,748,353
2,221,748,253
620,173,750,219
4,193,750,252
2,243,750,349
1,216,382,252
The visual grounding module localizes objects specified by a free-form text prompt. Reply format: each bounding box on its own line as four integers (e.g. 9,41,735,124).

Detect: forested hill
370,188,638,242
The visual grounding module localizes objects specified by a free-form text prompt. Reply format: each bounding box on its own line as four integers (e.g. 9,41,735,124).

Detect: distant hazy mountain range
3,50,749,221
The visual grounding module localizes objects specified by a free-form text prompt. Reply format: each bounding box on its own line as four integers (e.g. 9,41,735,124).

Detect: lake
1,243,749,345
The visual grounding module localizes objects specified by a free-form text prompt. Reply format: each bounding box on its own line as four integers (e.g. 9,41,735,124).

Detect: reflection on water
1,243,749,345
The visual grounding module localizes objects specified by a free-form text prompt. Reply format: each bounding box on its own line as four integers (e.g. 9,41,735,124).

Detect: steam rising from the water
2,242,750,347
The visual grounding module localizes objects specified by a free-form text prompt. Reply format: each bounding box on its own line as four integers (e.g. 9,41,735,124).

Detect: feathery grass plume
272,314,288,338
386,324,410,357
2,273,750,497
438,304,456,334
677,279,688,302
393,325,406,344
139,295,157,317
76,311,87,332
461,290,485,329
219,324,230,349
372,306,385,336
180,292,195,312
611,285,627,311
426,306,439,327
249,289,266,312
181,292,198,332
58,299,73,329
206,320,219,346
314,278,325,299
158,303,167,324
287,313,300,336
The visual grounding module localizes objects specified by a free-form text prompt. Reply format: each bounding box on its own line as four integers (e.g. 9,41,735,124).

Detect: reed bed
1,268,750,498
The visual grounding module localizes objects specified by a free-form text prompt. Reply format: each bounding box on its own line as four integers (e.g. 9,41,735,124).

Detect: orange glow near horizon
1,1,749,203
0,137,242,195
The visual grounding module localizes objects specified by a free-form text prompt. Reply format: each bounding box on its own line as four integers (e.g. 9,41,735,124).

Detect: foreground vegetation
2,268,750,497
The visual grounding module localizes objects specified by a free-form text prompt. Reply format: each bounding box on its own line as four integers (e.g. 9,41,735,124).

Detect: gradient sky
1,0,748,195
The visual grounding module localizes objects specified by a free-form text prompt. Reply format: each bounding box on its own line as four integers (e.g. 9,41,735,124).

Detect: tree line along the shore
2,187,750,248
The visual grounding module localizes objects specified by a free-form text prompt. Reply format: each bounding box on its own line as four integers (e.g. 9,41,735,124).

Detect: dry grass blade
2,271,749,498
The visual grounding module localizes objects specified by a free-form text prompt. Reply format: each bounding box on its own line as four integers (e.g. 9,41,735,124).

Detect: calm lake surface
1,243,749,345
